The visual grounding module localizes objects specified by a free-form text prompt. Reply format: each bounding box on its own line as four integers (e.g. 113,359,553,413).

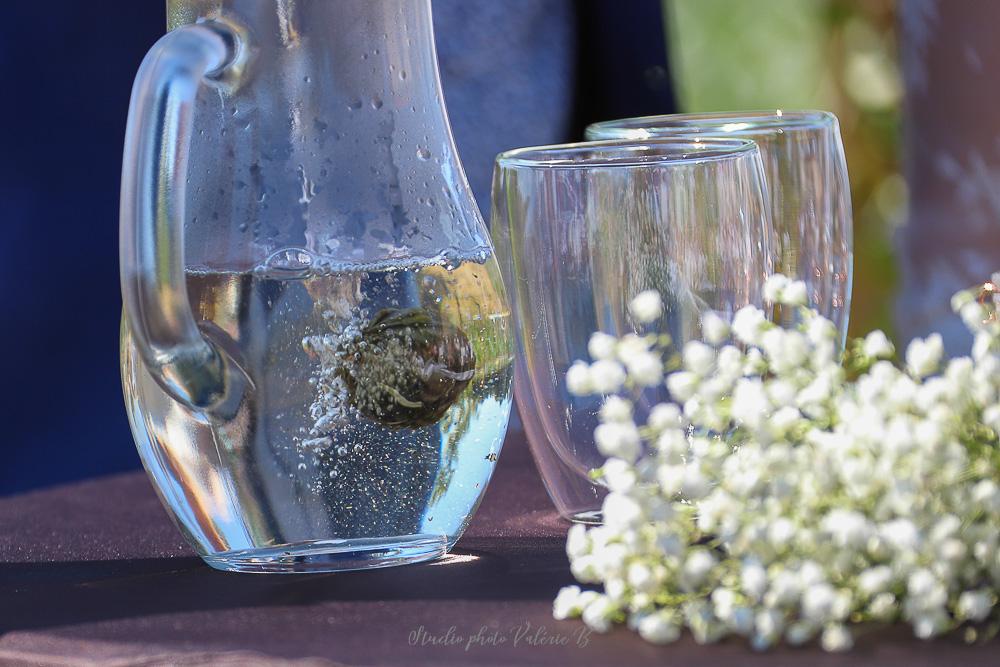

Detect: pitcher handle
119,22,243,414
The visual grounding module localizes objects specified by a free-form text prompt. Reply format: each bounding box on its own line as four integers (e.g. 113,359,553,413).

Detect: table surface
1,433,997,666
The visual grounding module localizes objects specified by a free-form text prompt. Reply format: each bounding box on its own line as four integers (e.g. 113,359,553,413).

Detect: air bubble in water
261,247,315,280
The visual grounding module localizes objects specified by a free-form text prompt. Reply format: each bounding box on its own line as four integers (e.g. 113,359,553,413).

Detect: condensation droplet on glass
417,147,431,161
370,96,383,110
348,99,362,111
399,70,407,81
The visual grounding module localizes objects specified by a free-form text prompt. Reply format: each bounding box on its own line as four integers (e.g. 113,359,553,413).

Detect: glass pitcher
119,0,514,573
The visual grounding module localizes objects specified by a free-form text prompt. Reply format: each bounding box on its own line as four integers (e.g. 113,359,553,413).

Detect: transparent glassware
587,111,853,346
119,0,514,573
491,139,775,522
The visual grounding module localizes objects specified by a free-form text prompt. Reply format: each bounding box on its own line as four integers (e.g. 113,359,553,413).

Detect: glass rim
586,109,836,139
495,137,759,170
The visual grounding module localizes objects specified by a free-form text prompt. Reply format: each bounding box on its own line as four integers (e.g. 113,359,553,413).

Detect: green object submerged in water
320,307,477,429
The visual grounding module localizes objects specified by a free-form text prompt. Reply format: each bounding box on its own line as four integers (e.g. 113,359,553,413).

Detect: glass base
202,534,450,574
568,509,603,525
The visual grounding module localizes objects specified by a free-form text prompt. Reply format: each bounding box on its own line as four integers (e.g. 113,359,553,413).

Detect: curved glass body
587,111,853,346
120,0,513,572
491,139,775,522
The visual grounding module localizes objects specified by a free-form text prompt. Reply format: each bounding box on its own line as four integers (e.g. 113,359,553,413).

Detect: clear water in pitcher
121,251,514,571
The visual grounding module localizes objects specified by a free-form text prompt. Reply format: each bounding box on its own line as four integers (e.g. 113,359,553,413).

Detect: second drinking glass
491,139,776,522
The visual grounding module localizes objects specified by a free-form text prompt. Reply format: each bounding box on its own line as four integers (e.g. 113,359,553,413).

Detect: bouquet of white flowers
555,275,1000,652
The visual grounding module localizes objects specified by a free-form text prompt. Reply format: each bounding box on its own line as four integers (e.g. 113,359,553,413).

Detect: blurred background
0,0,987,494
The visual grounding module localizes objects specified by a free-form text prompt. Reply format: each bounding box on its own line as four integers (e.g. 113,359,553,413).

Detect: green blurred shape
664,0,830,111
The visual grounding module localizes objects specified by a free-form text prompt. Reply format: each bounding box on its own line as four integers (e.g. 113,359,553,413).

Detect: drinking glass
491,139,775,522
587,111,853,346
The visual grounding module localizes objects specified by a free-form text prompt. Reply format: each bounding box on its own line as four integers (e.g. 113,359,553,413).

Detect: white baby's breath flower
589,359,627,394
558,277,1000,653
588,332,618,361
656,428,688,462
666,371,699,403
820,624,853,652
599,396,633,423
601,458,637,493
647,403,682,432
781,280,809,307
553,585,584,619
906,333,944,378
763,274,789,303
956,589,994,622
636,611,681,644
702,312,730,345
731,378,770,432
741,561,768,602
858,566,893,596
732,305,769,346
602,492,645,529
960,302,987,331
684,341,717,376
581,594,617,633
566,361,592,395
869,593,897,620
626,352,664,387
802,583,837,624
629,290,663,324
863,330,894,359
566,523,591,559
680,549,716,591
594,422,641,462
807,315,838,345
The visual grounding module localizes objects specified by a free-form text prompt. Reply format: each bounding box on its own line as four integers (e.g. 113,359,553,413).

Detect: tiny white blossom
960,301,986,330
782,280,809,307
636,611,681,644
868,593,896,620
802,583,837,624
666,371,699,403
858,566,893,596
906,333,944,378
553,585,583,619
581,594,616,633
627,562,657,593
956,589,994,621
741,561,768,602
626,352,664,387
589,359,627,394
566,361,592,395
602,492,645,529
601,458,637,493
656,428,688,462
594,422,641,462
863,330,894,359
647,403,682,432
820,624,853,652
732,305,769,346
763,274,789,303
588,332,619,361
566,523,591,559
680,550,716,591
684,341,716,376
629,290,663,323
731,378,770,431
599,396,633,423
702,311,730,345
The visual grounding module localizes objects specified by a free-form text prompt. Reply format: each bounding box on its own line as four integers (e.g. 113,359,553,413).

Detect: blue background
0,0,674,495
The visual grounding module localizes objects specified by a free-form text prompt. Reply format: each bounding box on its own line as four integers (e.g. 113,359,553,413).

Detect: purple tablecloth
1,433,997,666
